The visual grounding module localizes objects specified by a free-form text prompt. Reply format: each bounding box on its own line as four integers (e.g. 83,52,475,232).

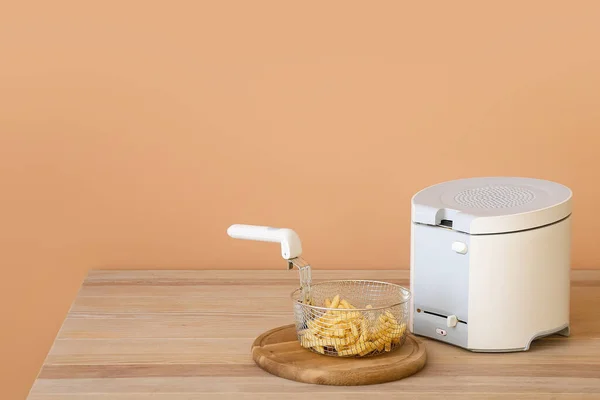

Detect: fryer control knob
447,315,458,328
452,241,468,254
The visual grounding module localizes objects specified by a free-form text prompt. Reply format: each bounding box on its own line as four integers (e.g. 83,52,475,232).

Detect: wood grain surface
251,324,426,385
27,270,600,399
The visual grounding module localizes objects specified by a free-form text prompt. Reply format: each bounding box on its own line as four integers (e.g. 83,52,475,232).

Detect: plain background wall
2,1,600,398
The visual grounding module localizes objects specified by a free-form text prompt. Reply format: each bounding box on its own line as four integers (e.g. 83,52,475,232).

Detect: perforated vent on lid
411,177,572,234
454,185,536,209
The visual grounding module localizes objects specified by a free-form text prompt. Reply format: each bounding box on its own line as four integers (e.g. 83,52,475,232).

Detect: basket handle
227,224,303,261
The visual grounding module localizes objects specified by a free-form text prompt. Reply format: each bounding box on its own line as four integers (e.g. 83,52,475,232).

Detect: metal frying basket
226,224,411,357
291,280,411,357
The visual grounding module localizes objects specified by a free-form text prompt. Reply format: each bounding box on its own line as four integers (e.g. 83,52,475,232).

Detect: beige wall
2,1,600,397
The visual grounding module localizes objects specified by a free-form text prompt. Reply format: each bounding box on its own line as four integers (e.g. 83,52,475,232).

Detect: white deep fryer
409,177,572,352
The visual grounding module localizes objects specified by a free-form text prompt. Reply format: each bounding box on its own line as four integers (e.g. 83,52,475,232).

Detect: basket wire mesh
291,280,410,357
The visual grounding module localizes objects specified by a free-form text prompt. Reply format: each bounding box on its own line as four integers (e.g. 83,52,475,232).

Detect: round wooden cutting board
251,324,427,385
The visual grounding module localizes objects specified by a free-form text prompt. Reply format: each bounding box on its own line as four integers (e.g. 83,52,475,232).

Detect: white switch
452,241,468,254
447,315,458,328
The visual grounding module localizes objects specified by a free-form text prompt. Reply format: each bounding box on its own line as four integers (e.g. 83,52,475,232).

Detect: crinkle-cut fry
344,325,359,344
313,346,325,354
331,328,347,338
375,313,396,330
390,323,407,340
346,334,359,345
370,334,388,345
312,322,350,338
385,342,392,352
340,299,356,309
366,304,372,309
384,320,397,332
386,316,399,328
358,341,377,356
304,336,351,347
334,321,351,330
310,309,332,321
335,329,359,350
337,345,359,356
388,322,407,339
386,328,400,340
332,312,360,323
373,336,392,347
378,313,389,324
330,337,352,347
390,321,404,333
309,313,336,329
312,317,348,329
385,310,398,324
357,333,367,346
369,325,386,341
353,333,369,349
372,332,389,345
330,294,340,309
375,318,392,334
335,343,348,352
339,331,375,356
371,325,394,344
385,321,401,336
338,338,373,356
360,318,369,339
350,321,359,337
325,298,332,307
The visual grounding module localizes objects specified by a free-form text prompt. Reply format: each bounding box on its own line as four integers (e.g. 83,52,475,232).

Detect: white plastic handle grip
227,224,303,260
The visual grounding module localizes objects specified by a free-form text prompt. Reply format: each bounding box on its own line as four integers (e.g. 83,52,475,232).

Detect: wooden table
28,270,600,399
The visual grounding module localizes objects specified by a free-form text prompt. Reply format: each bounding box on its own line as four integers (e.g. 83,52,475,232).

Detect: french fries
298,295,407,357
